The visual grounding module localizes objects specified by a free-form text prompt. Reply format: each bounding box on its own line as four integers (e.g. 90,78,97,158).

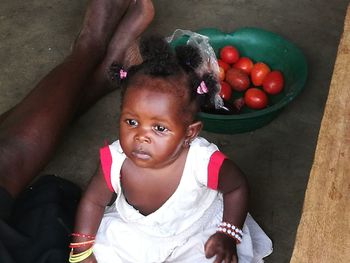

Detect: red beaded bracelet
69,240,95,249
71,233,95,240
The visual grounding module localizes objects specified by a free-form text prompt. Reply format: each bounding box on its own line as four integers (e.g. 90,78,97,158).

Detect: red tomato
219,45,240,64
250,62,271,86
218,67,225,81
244,88,268,110
225,68,250,92
219,81,232,101
262,70,284,95
218,59,230,71
233,57,254,75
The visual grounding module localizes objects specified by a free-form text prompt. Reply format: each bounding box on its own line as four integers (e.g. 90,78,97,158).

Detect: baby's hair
109,35,219,121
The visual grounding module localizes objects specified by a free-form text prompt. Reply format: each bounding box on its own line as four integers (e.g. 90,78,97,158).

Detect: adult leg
76,0,155,113
0,0,154,198
0,0,155,121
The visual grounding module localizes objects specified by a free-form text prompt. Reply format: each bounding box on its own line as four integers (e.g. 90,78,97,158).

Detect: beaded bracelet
69,240,95,248
69,247,93,263
71,233,95,240
217,222,243,244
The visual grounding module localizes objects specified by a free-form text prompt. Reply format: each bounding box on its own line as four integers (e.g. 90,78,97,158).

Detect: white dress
94,137,273,263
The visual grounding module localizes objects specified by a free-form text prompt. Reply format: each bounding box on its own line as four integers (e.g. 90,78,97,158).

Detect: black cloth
0,175,81,263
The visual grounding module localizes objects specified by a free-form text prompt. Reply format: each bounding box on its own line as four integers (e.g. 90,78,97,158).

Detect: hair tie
120,69,127,79
197,81,208,94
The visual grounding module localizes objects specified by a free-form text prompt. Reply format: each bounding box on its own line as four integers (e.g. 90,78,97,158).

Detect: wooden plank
290,4,350,263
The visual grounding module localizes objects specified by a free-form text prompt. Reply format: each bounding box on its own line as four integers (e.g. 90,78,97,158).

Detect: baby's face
119,79,190,169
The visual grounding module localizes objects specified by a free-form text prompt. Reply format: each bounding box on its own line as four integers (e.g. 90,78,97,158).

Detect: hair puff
139,35,180,76
108,62,126,88
196,72,220,111
175,44,203,72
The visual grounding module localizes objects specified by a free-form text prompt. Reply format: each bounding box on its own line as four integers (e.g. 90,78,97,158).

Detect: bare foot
73,0,132,56
75,0,154,112
123,41,143,68
102,0,155,68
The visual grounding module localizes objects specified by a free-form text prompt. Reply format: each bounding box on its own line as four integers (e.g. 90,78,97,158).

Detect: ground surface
0,0,349,262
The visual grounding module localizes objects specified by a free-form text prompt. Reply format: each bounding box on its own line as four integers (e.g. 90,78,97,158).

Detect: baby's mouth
131,149,151,160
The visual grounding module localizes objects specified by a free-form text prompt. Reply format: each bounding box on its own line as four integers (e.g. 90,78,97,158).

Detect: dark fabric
0,175,81,263
0,187,14,221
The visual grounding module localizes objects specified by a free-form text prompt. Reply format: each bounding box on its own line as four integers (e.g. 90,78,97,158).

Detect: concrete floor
0,0,349,262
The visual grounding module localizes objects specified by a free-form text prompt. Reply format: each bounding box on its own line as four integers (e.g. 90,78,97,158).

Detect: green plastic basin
170,27,308,134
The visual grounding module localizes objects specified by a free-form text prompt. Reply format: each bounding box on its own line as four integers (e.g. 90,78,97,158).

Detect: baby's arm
204,159,249,263
70,166,114,262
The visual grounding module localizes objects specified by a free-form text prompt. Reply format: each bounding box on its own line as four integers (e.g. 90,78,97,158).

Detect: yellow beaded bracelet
69,247,93,263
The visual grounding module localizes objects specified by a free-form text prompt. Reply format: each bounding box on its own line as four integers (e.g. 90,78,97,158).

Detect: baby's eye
125,119,138,127
153,125,169,133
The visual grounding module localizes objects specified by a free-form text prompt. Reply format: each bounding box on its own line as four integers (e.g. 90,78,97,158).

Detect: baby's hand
204,232,238,263
81,257,97,263
78,253,97,263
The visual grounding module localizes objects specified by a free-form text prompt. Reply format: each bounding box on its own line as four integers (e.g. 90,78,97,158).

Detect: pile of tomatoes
217,45,284,112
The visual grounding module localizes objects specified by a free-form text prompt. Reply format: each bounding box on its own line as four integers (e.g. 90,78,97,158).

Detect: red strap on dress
207,150,227,190
99,146,114,192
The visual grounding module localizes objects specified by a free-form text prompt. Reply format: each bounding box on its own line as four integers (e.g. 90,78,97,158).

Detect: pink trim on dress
207,150,227,190
99,146,114,192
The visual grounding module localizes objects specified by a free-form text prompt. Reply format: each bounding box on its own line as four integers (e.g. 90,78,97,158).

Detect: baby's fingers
228,254,238,263
204,237,217,258
218,253,238,263
205,233,238,262
213,253,236,263
204,239,228,263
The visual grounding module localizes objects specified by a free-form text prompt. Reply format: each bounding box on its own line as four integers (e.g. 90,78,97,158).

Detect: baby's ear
185,121,203,142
